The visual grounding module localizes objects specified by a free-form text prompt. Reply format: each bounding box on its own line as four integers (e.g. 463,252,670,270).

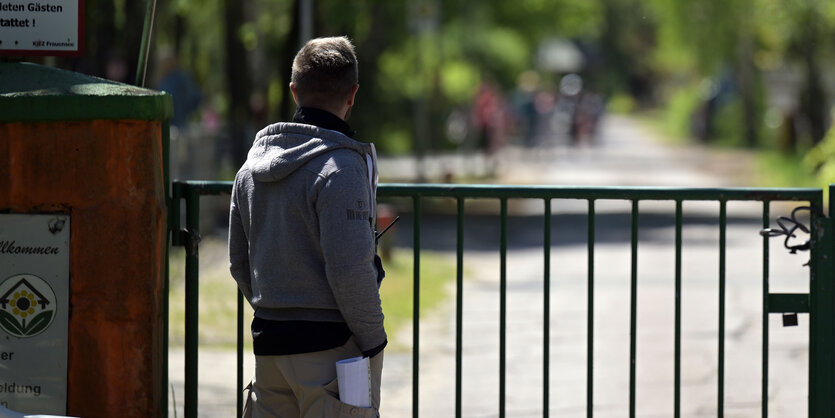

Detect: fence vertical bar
761,201,769,418
412,196,422,418
543,198,552,418
809,188,834,417
587,199,595,418
674,200,682,418
499,197,508,418
629,200,639,418
184,185,201,418
236,291,244,417
456,197,465,418
718,200,726,418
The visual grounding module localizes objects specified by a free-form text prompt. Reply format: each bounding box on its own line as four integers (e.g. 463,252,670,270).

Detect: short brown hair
291,36,358,109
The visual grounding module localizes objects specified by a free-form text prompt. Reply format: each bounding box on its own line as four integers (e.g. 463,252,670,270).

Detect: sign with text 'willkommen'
0,1,83,56
0,214,70,414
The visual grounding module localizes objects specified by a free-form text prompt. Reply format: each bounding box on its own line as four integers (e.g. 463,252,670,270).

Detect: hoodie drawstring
366,143,378,222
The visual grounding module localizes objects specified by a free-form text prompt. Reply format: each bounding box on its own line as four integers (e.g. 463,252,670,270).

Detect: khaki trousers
244,337,383,418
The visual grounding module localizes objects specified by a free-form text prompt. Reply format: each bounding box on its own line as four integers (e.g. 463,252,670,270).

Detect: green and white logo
0,274,56,338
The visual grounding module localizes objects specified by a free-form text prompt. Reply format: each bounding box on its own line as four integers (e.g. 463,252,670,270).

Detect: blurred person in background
154,48,203,130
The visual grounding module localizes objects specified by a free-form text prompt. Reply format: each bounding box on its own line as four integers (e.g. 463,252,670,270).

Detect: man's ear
346,84,359,107
289,82,300,106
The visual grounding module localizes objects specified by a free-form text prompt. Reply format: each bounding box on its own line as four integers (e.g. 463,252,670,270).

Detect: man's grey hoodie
228,122,386,353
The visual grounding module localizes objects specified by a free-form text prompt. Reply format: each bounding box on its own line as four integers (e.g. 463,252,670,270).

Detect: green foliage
472,27,531,85
648,0,752,75
804,120,835,187
440,60,481,104
712,99,746,147
495,0,602,41
155,0,226,96
267,79,284,117
376,128,414,156
662,84,701,140
756,151,817,188
378,44,423,100
607,92,637,114
71,0,834,160
239,22,259,52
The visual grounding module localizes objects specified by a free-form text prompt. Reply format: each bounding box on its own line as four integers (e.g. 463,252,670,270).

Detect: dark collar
292,107,355,138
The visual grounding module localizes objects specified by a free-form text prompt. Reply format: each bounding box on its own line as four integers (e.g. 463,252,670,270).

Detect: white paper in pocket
335,356,371,407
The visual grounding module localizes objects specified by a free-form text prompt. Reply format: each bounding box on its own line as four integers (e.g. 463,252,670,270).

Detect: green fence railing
170,181,835,418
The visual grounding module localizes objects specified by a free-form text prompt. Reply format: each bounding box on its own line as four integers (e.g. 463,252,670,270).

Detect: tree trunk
224,0,252,167
84,0,116,77
802,49,827,144
174,14,185,56
737,30,758,148
798,7,828,145
278,0,301,121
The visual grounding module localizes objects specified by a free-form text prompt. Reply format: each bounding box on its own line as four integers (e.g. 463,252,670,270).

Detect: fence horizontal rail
377,183,821,202
170,180,821,201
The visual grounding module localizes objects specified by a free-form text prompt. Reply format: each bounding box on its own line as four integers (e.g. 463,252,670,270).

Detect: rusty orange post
0,62,172,417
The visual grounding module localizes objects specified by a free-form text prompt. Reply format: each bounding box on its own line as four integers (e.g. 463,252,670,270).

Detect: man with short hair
229,36,386,418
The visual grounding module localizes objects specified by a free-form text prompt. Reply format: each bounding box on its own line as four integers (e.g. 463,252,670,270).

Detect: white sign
0,1,82,56
0,214,70,415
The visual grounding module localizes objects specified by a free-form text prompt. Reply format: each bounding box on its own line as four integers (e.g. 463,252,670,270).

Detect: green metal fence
169,181,835,418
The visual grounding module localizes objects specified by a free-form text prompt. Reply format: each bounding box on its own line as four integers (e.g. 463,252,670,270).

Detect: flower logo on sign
0,274,56,338
11,290,37,317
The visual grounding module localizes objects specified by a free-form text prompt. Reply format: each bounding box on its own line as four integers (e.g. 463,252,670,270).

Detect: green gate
169,181,835,418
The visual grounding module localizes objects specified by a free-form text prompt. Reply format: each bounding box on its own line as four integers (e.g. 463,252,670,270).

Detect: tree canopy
25,0,835,161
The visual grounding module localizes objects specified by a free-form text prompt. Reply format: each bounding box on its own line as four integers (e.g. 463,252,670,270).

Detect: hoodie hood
246,122,374,183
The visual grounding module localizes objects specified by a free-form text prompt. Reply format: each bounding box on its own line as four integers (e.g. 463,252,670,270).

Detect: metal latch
760,206,816,265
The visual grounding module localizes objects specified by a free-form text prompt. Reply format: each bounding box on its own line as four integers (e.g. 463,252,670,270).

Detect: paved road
171,114,811,417
377,115,809,417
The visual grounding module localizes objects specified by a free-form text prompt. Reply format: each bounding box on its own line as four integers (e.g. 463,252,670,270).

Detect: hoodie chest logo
347,200,370,221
